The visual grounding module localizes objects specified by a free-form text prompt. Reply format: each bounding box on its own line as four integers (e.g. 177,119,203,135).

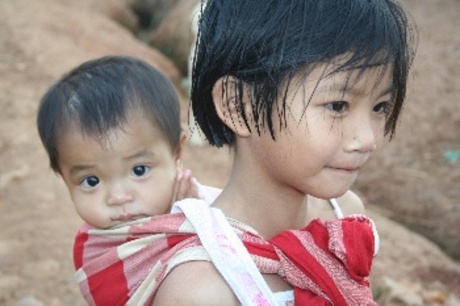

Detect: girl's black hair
37,55,181,173
191,0,417,147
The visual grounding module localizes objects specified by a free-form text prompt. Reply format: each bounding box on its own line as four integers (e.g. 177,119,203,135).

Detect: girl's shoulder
336,190,365,216
154,261,240,306
307,190,365,222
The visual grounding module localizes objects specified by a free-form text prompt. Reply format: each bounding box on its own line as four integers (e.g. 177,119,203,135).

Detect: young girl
152,0,416,305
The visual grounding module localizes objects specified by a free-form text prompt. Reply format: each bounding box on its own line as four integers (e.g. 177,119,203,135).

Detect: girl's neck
212,156,308,239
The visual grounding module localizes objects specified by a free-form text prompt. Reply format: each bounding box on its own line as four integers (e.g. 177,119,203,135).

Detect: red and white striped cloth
74,200,378,305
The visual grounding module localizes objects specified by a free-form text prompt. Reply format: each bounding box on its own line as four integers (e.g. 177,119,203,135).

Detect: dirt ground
0,0,459,305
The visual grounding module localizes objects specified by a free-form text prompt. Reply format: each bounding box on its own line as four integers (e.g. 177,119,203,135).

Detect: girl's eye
131,165,149,177
373,101,391,115
81,176,99,188
326,101,348,114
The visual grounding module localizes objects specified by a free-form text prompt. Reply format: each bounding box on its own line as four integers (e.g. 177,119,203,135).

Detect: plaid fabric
74,201,378,306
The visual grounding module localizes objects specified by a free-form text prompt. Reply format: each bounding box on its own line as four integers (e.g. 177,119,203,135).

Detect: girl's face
57,113,182,228
247,64,393,200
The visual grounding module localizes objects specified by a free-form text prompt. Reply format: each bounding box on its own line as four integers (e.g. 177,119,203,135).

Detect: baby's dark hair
191,0,417,147
37,55,181,173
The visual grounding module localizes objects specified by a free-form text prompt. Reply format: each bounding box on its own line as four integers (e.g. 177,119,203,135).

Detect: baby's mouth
113,214,138,221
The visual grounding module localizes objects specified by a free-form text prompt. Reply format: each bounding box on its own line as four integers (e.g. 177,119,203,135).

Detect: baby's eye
325,101,348,114
131,165,149,177
373,101,391,115
81,176,100,188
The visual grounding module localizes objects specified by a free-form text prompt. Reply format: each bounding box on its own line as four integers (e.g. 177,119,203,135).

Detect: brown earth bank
0,0,459,305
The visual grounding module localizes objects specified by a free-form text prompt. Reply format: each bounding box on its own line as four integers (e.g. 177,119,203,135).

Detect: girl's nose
107,183,134,206
345,117,378,153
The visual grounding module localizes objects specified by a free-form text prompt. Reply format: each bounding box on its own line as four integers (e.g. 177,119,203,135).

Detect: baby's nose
107,184,134,206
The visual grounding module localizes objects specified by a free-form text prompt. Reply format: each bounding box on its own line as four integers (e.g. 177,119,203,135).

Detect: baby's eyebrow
124,150,155,160
70,165,95,178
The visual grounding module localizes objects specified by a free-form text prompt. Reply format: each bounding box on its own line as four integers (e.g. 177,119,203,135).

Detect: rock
0,165,30,189
148,0,206,145
0,275,23,303
15,296,44,306
22,259,61,279
95,0,140,33
1,0,181,85
126,0,182,28
445,294,460,306
55,0,139,33
423,290,448,304
149,0,200,75
374,277,424,306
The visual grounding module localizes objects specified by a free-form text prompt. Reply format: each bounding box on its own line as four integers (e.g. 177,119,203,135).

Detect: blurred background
0,0,459,305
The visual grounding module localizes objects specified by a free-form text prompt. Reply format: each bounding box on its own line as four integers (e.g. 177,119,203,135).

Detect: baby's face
57,115,180,228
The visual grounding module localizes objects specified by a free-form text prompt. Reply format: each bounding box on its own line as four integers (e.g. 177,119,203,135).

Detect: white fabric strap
173,200,277,306
369,217,380,256
328,198,344,219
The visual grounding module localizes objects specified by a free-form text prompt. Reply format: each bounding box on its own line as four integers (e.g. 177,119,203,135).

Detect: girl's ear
174,131,187,170
212,76,251,137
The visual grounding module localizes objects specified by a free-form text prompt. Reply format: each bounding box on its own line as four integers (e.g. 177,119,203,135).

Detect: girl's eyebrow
318,82,394,97
376,85,395,97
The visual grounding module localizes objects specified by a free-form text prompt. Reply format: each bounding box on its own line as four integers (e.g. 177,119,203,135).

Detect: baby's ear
212,76,251,137
174,131,187,170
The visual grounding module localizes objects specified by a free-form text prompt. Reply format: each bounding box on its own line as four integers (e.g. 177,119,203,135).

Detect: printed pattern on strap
173,200,278,305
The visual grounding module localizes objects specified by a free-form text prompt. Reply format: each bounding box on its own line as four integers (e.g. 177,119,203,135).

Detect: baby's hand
172,169,200,202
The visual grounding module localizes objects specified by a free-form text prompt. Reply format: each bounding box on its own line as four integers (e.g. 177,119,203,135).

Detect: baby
36,55,219,229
